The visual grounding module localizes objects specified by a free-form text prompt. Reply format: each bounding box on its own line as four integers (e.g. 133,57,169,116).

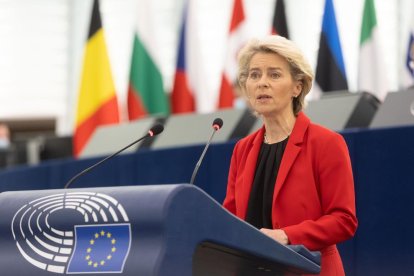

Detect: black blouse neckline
245,137,289,229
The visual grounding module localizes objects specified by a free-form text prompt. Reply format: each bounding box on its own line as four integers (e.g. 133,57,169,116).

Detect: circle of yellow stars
85,230,117,268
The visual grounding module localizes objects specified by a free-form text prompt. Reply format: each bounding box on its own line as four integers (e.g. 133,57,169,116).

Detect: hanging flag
171,5,195,114
404,11,414,88
271,0,289,38
315,0,348,92
218,0,248,109
127,2,169,120
358,0,388,101
73,0,120,157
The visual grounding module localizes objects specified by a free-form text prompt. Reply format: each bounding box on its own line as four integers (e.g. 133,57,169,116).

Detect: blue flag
315,0,348,92
67,223,131,273
407,34,414,78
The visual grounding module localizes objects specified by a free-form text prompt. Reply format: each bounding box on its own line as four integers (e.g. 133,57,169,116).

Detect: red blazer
223,112,358,276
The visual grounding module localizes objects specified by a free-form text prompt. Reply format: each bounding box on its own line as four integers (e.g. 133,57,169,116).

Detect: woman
223,35,358,276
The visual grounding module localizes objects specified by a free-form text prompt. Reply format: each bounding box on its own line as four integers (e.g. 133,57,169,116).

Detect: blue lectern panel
0,184,320,276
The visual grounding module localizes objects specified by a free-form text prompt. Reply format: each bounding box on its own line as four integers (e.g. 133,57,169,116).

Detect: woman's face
245,52,302,118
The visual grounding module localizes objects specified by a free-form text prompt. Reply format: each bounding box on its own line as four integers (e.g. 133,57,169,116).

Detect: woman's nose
258,76,269,88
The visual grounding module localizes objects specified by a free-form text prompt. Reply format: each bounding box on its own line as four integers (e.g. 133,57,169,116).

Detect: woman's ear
293,80,303,97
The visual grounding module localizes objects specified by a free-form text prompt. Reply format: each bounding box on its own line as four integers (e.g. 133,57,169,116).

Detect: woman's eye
270,72,280,79
249,72,260,79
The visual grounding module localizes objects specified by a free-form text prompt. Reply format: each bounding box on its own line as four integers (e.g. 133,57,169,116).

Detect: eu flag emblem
67,223,131,274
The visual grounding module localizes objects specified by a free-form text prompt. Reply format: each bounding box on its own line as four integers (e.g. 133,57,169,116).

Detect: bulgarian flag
218,0,248,109
73,0,120,157
358,0,388,101
127,3,169,120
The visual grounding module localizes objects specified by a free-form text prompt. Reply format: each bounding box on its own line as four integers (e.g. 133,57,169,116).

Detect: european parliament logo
11,192,132,274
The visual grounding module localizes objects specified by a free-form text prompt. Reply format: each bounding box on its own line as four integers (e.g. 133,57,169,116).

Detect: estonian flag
315,0,348,92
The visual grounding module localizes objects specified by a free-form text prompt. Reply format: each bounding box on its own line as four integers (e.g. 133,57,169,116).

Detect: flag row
73,0,414,157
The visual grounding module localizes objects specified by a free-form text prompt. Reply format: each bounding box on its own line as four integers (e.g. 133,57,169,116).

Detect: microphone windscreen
149,124,164,136
212,118,223,130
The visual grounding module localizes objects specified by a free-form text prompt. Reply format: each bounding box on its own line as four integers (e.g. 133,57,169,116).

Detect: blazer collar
252,111,310,146
240,112,310,219
288,111,310,146
273,112,310,201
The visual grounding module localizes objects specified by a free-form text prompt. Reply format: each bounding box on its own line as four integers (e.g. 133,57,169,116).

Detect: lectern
0,184,320,275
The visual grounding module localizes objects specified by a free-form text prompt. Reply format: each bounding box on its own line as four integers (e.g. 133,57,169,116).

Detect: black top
245,137,288,229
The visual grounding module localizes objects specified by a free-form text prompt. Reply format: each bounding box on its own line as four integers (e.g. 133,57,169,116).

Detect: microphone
64,124,164,189
189,118,223,185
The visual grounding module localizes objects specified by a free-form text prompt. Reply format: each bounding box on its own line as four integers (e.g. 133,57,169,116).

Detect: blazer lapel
273,112,310,202
240,127,265,220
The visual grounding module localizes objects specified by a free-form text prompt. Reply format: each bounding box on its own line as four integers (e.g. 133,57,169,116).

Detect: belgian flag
73,0,120,157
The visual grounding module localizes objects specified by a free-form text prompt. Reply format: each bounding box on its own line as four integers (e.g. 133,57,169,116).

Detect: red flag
218,0,247,109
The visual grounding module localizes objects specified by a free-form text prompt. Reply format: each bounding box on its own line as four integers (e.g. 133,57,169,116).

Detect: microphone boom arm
190,128,217,185
64,124,163,189
64,134,150,189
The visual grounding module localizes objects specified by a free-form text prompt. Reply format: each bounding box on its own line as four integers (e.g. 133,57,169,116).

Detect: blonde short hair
237,35,314,115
